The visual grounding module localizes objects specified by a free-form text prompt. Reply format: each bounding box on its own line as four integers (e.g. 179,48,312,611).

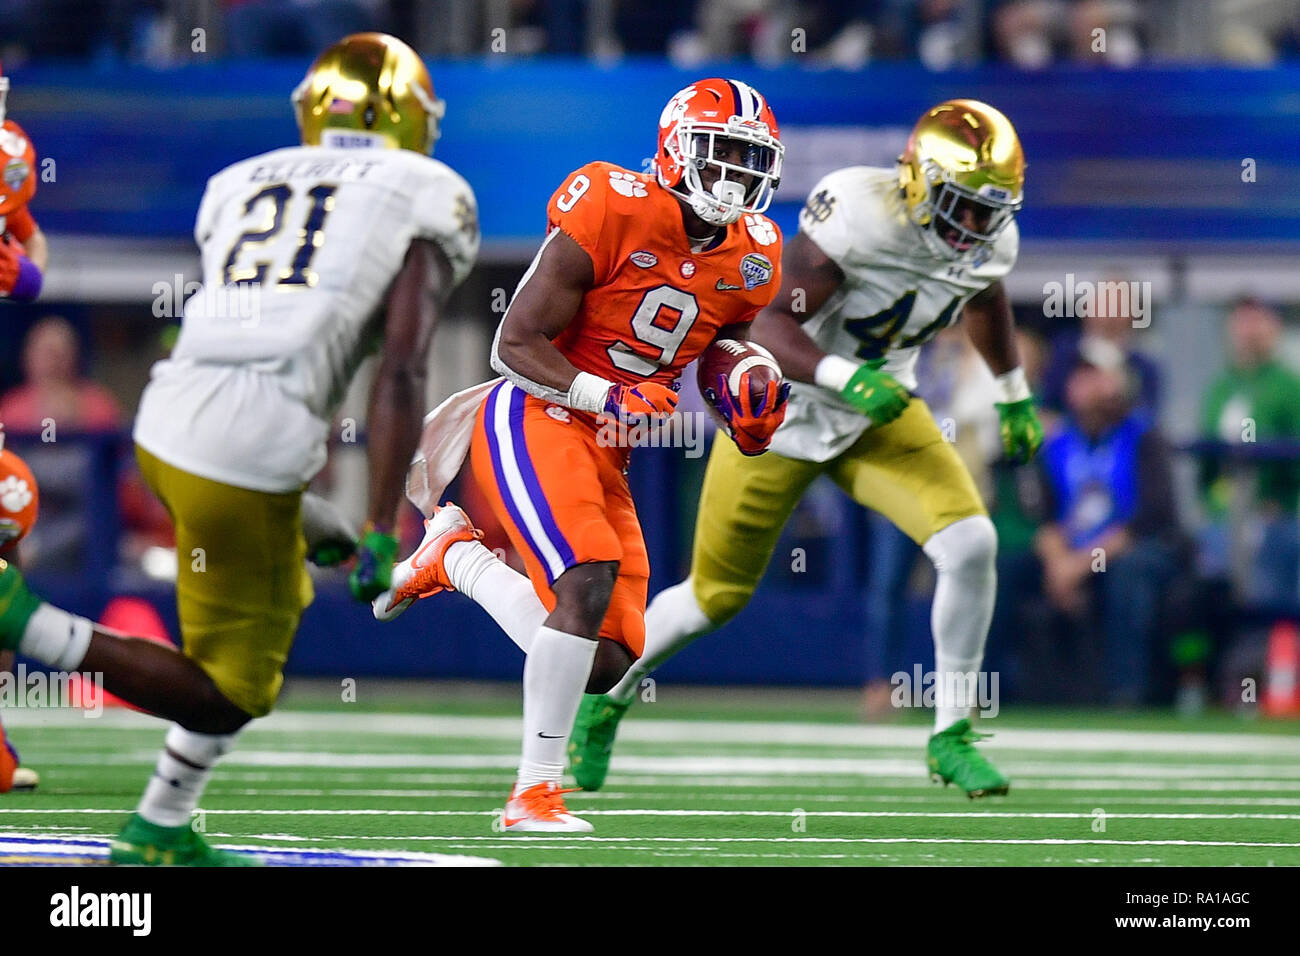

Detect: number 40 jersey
768,166,1018,464
135,145,479,492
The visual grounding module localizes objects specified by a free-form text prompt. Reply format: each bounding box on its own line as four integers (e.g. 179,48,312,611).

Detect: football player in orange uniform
0,436,41,792
378,78,789,831
0,60,48,302
0,60,47,792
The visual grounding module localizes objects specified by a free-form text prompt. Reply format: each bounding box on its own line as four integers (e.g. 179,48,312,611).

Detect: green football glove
996,397,1044,464
839,362,911,424
348,525,400,602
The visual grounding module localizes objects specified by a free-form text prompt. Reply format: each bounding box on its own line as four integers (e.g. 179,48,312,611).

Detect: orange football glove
604,381,679,424
713,372,790,456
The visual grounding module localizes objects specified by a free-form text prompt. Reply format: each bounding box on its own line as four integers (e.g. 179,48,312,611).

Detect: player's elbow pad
1,256,42,302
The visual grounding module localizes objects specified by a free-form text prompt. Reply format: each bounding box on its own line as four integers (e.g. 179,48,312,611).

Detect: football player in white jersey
0,33,478,863
569,99,1044,797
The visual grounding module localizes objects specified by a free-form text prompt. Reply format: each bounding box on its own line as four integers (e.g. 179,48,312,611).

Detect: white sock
923,516,998,732
444,539,546,653
18,604,94,671
607,579,713,704
136,724,237,828
516,626,597,789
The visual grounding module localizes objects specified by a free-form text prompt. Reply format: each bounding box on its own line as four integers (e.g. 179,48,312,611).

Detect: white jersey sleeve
768,166,1019,464
797,168,862,269
410,165,479,286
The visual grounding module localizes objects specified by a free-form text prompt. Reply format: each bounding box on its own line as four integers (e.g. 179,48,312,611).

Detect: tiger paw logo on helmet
0,475,31,513
0,446,38,549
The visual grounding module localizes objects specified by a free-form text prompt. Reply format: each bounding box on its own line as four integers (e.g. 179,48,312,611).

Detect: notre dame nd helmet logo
801,189,836,225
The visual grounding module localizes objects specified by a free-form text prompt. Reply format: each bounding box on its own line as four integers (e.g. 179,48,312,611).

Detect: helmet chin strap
689,179,746,227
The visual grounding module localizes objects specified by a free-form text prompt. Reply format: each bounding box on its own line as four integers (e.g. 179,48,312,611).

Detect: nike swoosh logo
407,536,440,572
716,279,742,291
502,812,525,827
537,732,564,739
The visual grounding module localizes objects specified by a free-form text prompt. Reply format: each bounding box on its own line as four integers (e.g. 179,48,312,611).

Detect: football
697,338,784,426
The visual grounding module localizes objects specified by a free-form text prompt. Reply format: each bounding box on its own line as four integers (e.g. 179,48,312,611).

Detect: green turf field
2,681,1298,866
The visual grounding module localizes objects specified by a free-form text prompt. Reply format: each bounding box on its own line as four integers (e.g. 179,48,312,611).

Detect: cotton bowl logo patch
3,159,28,191
629,251,658,269
739,253,773,291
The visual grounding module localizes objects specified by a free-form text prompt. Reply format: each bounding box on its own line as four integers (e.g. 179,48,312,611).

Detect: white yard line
190,788,1300,807
5,708,1300,757
2,807,1297,820
25,749,1300,780
187,833,1300,849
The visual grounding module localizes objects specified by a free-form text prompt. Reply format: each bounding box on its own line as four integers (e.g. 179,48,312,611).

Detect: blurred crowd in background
1,0,1298,67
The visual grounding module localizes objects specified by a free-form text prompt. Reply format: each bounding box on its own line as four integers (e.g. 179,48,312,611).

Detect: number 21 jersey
134,144,479,492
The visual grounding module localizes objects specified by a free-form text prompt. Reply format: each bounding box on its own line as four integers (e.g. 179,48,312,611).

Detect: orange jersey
545,161,782,388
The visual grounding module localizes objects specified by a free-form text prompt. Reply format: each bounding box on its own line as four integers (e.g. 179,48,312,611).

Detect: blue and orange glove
714,372,791,456
0,234,41,302
348,523,399,602
603,381,679,424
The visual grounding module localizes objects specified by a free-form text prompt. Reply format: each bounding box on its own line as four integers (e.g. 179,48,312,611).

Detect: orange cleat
0,735,16,794
501,781,593,833
372,503,483,621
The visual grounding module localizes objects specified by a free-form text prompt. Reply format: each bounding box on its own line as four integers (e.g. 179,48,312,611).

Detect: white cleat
500,781,593,833
371,502,482,622
11,767,37,790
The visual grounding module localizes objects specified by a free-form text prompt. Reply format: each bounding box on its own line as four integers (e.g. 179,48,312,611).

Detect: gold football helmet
292,33,444,154
898,99,1024,259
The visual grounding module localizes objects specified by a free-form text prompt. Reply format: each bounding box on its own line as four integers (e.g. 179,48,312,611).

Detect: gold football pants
690,398,986,624
136,446,313,717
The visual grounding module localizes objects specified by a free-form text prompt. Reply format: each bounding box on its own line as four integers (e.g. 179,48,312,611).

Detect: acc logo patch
3,159,29,191
739,253,773,291
629,251,658,269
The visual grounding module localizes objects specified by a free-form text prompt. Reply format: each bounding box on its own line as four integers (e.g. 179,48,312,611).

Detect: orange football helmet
654,77,783,226
0,438,38,554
